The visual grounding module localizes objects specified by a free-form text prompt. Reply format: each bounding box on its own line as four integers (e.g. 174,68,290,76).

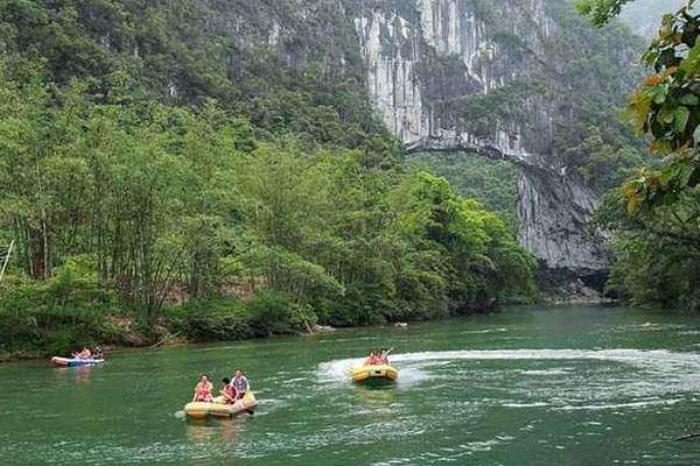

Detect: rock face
619,0,683,38
351,0,618,275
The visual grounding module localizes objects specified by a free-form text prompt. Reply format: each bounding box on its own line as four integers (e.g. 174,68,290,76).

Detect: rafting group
185,369,258,419
51,345,399,420
191,372,246,403
50,346,106,367
351,348,398,387
364,348,391,365
183,348,398,419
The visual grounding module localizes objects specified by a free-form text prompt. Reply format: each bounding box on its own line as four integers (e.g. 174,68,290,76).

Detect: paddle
381,347,394,363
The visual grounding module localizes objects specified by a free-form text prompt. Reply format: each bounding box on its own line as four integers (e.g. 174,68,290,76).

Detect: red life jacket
223,384,238,403
366,354,381,365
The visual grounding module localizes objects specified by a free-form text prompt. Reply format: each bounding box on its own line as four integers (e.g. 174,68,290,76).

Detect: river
0,305,699,465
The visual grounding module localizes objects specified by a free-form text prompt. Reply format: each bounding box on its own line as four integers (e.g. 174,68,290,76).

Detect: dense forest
406,154,518,227
0,0,698,359
0,1,538,358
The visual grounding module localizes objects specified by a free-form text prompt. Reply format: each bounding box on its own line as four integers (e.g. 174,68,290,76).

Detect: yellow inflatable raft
350,364,398,387
184,392,257,419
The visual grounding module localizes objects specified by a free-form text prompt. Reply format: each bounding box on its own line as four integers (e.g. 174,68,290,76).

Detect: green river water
1,305,699,465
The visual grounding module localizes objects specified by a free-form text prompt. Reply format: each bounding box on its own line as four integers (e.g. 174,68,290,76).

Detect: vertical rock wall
353,0,611,274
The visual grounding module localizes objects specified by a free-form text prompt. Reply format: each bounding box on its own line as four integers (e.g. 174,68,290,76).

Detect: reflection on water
53,365,94,383
355,386,396,406
185,421,217,444
184,416,249,465
219,419,244,444
185,417,246,446
75,366,93,383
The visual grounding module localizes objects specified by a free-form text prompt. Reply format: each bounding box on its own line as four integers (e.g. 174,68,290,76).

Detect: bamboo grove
0,59,535,356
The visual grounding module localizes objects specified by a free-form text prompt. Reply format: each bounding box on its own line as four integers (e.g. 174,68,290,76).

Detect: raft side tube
184,392,257,419
50,356,105,367
349,364,398,385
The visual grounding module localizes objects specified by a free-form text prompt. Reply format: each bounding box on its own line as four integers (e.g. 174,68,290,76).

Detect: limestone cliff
174,0,640,276
351,0,639,275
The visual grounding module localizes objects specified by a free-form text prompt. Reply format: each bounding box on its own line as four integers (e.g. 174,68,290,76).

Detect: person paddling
229,369,249,400
379,347,392,364
192,374,213,402
220,377,238,404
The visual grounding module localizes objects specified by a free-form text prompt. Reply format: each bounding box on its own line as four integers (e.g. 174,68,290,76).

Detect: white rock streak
355,13,425,145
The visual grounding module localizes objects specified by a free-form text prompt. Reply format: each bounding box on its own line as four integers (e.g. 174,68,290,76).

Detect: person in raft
192,374,214,402
220,377,238,404
229,369,249,400
378,348,390,365
364,350,380,365
72,347,92,359
365,349,390,365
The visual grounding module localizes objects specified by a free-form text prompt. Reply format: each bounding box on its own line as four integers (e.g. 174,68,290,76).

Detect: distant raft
50,356,105,367
184,392,257,419
350,364,398,387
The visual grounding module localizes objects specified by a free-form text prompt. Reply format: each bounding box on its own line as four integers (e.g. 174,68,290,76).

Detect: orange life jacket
195,382,212,401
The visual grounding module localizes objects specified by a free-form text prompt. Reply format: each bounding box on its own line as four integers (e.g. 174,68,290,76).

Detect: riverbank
0,306,412,362
0,293,308,362
0,295,619,363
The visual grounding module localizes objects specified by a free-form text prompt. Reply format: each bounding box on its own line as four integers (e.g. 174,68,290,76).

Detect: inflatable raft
184,392,257,419
50,356,105,367
350,364,398,387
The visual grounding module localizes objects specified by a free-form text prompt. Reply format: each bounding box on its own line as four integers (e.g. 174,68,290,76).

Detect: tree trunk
0,240,15,282
41,210,50,279
29,226,46,280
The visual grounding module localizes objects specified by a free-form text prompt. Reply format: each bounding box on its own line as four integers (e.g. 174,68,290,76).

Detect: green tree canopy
575,0,636,26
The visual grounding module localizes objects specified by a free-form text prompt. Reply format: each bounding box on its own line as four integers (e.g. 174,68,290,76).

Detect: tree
579,0,700,311
577,0,700,218
575,0,636,26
